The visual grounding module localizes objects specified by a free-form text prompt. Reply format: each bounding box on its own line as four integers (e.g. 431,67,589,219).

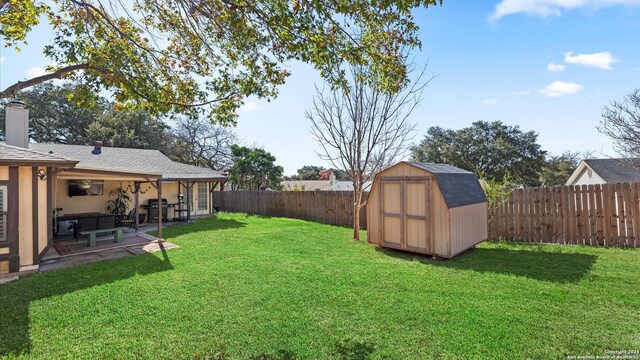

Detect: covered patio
39,228,180,273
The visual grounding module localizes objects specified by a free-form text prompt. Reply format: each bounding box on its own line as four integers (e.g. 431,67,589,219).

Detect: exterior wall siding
572,167,606,186
54,179,212,219
449,202,488,257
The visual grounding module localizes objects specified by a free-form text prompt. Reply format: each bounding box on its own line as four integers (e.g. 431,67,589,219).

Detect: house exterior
0,101,226,276
566,158,640,185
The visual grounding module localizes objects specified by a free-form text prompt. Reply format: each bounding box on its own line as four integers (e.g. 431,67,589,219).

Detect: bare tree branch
598,89,640,159
306,63,434,240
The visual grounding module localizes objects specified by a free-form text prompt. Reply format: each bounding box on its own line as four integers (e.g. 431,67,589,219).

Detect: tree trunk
353,201,360,240
352,187,362,240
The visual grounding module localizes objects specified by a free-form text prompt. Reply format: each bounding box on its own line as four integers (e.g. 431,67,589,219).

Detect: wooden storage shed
367,162,488,258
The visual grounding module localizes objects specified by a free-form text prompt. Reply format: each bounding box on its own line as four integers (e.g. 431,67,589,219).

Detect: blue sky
1,0,639,175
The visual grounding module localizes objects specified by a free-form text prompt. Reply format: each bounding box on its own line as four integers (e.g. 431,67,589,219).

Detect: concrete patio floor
0,217,214,284
39,228,180,273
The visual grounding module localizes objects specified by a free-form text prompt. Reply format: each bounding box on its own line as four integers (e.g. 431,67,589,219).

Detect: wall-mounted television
68,180,104,197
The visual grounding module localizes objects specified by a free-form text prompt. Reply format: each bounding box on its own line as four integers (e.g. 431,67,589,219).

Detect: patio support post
186,180,191,222
157,178,163,241
134,182,140,231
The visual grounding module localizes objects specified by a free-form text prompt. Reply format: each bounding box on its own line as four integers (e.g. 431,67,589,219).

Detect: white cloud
538,81,584,97
511,89,532,96
490,0,640,20
547,63,566,72
237,100,259,114
0,57,5,65
564,51,618,70
483,98,498,106
25,64,56,78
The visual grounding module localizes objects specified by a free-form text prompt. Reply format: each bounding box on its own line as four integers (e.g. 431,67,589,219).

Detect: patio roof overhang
0,159,79,168
163,175,227,182
56,166,162,181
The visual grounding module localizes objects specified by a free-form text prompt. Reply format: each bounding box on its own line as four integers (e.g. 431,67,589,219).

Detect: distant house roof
0,142,78,166
327,181,372,192
385,162,487,208
280,180,372,191
281,180,331,191
29,143,226,181
566,158,640,185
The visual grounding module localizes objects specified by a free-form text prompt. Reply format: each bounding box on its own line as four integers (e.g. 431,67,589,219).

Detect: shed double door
380,178,431,252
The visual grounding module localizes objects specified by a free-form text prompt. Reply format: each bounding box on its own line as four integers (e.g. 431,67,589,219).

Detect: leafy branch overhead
0,0,442,124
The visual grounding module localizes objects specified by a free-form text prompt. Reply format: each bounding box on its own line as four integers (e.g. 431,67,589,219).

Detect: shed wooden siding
431,181,450,256
449,202,488,256
367,163,450,256
367,162,488,258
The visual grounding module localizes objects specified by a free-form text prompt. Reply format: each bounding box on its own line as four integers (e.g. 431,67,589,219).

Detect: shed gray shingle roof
0,143,76,164
583,158,640,183
29,143,226,181
405,162,487,208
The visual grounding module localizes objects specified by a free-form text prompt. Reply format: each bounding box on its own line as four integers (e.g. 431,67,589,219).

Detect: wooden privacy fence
216,190,368,229
489,183,640,247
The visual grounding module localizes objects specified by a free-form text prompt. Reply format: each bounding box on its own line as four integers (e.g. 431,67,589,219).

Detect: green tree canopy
1,0,442,124
296,165,325,180
228,145,284,190
539,151,593,186
411,121,546,186
0,83,172,150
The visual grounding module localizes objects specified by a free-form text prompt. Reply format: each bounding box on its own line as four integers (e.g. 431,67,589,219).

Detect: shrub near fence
216,190,368,229
488,182,640,248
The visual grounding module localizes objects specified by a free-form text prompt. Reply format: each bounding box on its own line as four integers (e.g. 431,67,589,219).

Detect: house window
197,184,208,211
0,185,7,242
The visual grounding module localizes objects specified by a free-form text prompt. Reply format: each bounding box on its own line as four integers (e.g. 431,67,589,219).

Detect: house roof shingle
0,143,77,165
29,143,226,181
582,158,640,183
404,162,487,208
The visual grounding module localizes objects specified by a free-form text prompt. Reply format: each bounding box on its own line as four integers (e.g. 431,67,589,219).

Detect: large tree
0,82,105,144
538,151,594,186
411,121,546,186
295,165,326,180
0,83,172,150
1,0,442,124
228,145,283,190
598,89,640,158
307,66,429,240
171,117,238,172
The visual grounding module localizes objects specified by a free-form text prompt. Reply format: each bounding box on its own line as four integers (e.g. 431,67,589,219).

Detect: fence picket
487,182,639,248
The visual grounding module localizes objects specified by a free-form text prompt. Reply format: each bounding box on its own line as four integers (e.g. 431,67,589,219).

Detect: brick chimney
4,100,29,148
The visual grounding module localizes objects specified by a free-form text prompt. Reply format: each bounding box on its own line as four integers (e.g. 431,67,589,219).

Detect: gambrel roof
401,162,487,208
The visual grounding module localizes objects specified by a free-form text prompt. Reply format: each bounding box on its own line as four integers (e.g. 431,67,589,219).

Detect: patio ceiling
55,167,162,182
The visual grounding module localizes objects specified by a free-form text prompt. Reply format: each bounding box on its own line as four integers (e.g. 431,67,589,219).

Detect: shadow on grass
158,217,248,240
334,339,376,359
377,246,597,283
0,248,174,357
247,339,376,360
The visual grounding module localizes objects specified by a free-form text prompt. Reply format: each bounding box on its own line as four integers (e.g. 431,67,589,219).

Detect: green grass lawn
1,213,639,359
